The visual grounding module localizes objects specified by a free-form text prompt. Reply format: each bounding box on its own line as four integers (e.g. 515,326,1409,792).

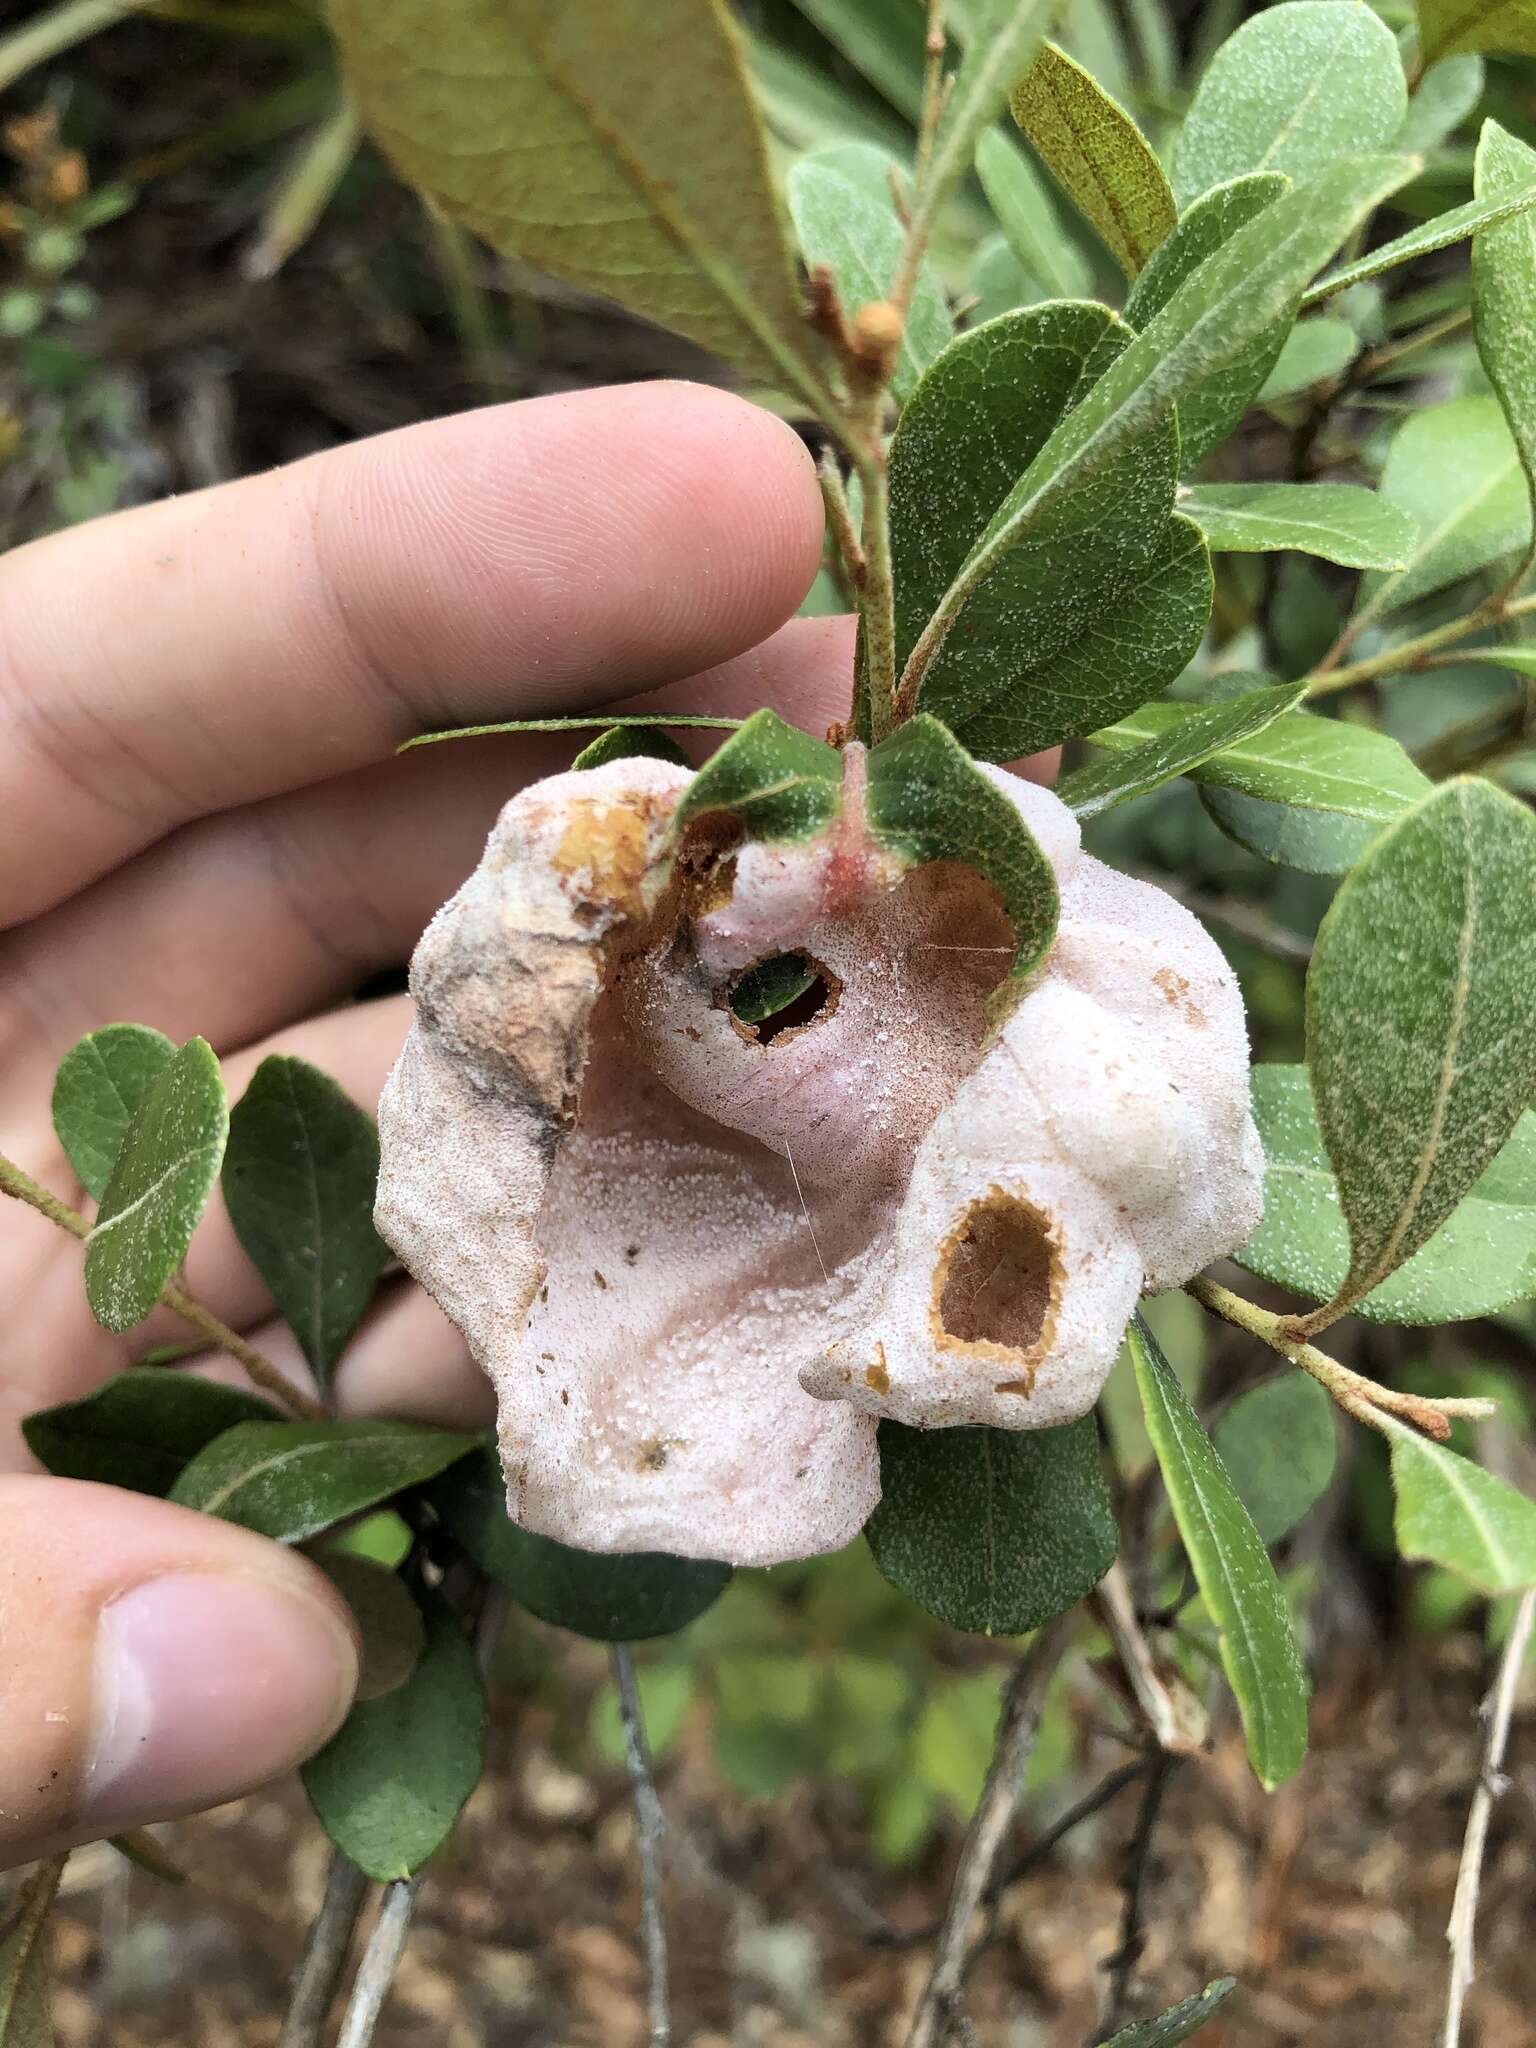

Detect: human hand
0,381,849,1866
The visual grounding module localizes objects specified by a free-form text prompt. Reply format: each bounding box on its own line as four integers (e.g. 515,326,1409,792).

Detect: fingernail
83,1572,358,1830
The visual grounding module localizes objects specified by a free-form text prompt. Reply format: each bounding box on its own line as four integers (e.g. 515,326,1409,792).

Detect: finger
0,616,856,1083
0,382,824,927
0,1477,358,1866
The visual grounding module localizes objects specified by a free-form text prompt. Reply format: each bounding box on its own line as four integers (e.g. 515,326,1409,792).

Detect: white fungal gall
376,748,1263,1567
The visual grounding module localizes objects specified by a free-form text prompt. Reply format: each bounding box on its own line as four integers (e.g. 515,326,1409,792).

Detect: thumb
0,1476,360,1868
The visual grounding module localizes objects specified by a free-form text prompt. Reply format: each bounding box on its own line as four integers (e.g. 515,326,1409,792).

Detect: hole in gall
727,951,836,1046
937,1192,1056,1352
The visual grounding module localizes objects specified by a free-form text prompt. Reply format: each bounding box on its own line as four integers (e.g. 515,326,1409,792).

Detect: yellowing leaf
331,0,835,411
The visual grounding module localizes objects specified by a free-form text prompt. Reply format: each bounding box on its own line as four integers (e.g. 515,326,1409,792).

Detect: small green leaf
84,1038,228,1335
1122,172,1289,470
21,1369,278,1496
51,1023,175,1200
1200,786,1381,877
1473,123,1536,534
864,714,1059,990
302,1585,486,1881
887,302,1199,759
169,1418,478,1543
728,951,823,1028
788,142,951,402
1180,484,1413,569
974,128,1092,299
1236,1066,1536,1323
316,1554,427,1701
1379,1413,1536,1594
1418,0,1536,64
673,708,842,844
1098,1978,1237,2047
1256,316,1359,401
0,1855,65,2048
1211,1375,1337,1546
331,0,838,414
864,1416,1117,1636
571,724,690,770
222,1057,391,1391
1173,2,1406,207
1128,1314,1309,1788
1009,40,1175,277
1398,55,1485,152
1305,778,1536,1322
1354,396,1530,626
1303,173,1536,307
922,154,1414,667
1057,680,1305,820
430,1445,730,1639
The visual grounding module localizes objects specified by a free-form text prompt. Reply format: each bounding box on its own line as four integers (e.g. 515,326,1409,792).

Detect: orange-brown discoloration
929,1186,1062,1380
865,1344,890,1395
1154,965,1207,1030
552,796,658,906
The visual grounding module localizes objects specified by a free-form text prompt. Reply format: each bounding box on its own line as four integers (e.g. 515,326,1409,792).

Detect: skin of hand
0,381,1053,1869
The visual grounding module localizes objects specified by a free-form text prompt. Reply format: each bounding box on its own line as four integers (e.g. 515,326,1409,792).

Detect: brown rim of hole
930,1187,1062,1380
722,950,842,1048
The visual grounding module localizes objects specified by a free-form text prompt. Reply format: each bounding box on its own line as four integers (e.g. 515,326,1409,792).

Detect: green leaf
1172,2,1406,208
0,1856,64,2048
571,724,690,770
1302,174,1536,307
1355,396,1531,627
169,1418,478,1543
785,0,925,120
84,1037,228,1335
1473,122,1536,535
673,708,842,844
51,1024,175,1200
1098,1978,1237,2047
974,128,1092,299
1418,0,1536,63
1379,1413,1536,1594
788,143,951,403
918,154,1414,676
1398,55,1485,153
1128,1314,1309,1789
917,0,1067,238
430,1445,730,1639
728,951,823,1028
1057,680,1305,819
1305,778,1536,1322
1200,787,1380,877
1211,1375,1337,1546
864,1416,1117,1635
1180,483,1413,570
302,1585,486,1880
330,0,836,413
1009,40,1175,277
21,1369,278,1496
316,1554,426,1702
864,714,1060,990
1122,172,1289,470
887,302,1201,759
1256,316,1359,401
222,1057,391,1391
1237,1065,1536,1323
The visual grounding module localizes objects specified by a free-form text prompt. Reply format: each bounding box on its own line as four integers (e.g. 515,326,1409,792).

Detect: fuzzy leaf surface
51,1023,174,1200
22,1369,277,1496
1473,121,1536,529
1009,39,1174,276
84,1038,227,1335
1379,1415,1536,1593
674,709,842,842
1172,2,1406,207
1129,1315,1309,1788
1305,778,1536,1321
302,1586,486,1880
170,1419,478,1542
864,1417,1117,1636
330,0,832,407
222,1057,390,1390
1180,484,1413,569
1058,680,1305,819
1237,1065,1536,1323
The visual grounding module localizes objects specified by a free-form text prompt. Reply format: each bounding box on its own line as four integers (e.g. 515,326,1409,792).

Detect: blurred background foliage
4,0,1536,1907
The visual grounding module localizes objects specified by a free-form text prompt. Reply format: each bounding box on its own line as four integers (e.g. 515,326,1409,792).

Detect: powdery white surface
376,752,1263,1566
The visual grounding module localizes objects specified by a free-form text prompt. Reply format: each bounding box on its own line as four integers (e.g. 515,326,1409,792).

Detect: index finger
0,382,823,926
